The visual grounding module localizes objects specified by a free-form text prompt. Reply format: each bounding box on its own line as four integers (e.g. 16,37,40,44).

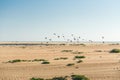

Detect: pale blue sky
0,0,120,41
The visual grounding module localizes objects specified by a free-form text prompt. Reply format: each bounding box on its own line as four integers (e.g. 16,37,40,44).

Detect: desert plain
0,42,120,80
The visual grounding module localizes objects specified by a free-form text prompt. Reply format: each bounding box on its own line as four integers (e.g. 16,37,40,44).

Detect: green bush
60,57,68,60
52,77,67,80
74,56,85,59
41,61,50,64
76,60,83,63
54,57,68,60
110,49,120,53
30,77,44,80
30,75,89,80
66,63,75,66
33,59,47,62
7,59,48,63
71,75,89,80
8,59,21,63
21,60,28,62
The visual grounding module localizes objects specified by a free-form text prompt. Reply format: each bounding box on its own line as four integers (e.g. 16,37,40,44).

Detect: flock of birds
44,33,105,43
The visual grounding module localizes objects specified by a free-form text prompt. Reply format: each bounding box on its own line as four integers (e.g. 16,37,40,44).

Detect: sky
0,0,120,41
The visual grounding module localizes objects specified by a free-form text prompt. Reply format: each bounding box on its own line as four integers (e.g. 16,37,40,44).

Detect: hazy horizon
1,0,120,41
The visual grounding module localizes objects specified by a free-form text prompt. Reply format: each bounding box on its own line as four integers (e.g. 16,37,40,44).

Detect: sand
0,43,120,80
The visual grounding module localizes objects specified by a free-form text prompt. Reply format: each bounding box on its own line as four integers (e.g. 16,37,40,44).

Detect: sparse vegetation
95,50,102,52
21,46,26,48
61,50,73,52
54,57,68,60
60,57,68,60
8,59,21,63
33,59,47,62
23,60,32,62
69,44,86,46
71,75,89,80
109,43,119,45
79,44,86,46
30,77,44,80
72,51,83,54
41,61,50,64
66,63,75,66
110,49,120,53
30,75,89,80
7,59,47,63
54,58,60,60
76,60,83,63
74,56,85,59
52,77,67,80
7,59,50,64
59,44,66,46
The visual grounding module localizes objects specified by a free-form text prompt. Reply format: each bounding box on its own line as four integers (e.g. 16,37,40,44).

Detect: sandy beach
0,42,120,80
